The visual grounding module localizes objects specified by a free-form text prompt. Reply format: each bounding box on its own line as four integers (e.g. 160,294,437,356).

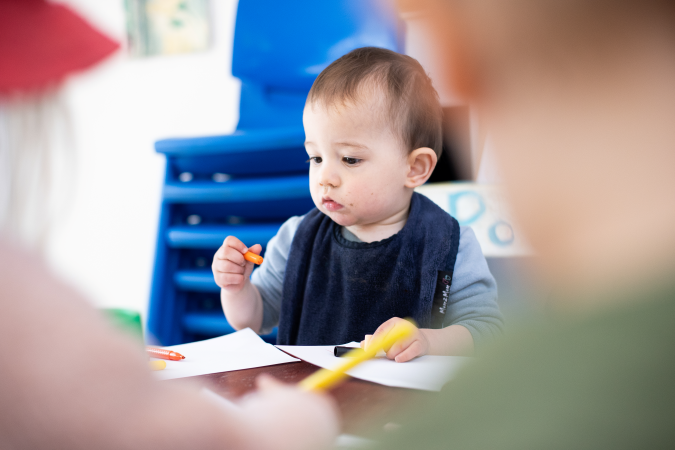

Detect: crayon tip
243,251,264,265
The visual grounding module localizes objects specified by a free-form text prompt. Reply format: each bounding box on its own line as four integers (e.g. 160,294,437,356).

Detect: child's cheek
308,175,324,208
350,182,380,215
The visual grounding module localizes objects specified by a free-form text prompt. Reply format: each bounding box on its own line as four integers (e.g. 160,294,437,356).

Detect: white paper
276,343,470,391
154,328,299,380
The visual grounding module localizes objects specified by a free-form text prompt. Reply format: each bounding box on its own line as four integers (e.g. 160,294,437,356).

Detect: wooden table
168,358,431,436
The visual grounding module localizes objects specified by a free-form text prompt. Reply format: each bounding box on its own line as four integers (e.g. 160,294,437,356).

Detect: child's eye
343,157,361,165
306,156,322,165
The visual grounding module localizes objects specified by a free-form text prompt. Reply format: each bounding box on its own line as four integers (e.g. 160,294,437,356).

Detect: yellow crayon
148,359,167,371
298,320,416,391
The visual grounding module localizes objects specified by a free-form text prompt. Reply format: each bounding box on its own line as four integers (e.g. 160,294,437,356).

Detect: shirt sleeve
252,215,304,335
444,226,504,349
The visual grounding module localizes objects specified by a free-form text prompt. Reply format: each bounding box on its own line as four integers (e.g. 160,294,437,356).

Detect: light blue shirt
252,216,504,348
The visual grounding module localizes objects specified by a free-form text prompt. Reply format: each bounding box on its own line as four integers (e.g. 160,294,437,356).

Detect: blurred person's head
0,0,117,249
414,0,675,303
303,47,442,230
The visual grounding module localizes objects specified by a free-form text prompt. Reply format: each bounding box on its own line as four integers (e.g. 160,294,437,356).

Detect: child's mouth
322,197,344,211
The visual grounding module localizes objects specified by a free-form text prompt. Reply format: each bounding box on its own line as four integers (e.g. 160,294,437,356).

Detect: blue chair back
232,0,404,129
148,0,404,346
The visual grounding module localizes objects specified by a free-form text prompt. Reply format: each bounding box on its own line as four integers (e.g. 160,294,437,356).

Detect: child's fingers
214,246,246,266
384,334,417,360
216,236,248,260
225,235,248,253
212,259,246,276
247,243,262,256
367,317,401,351
215,272,245,287
360,335,373,349
393,340,426,363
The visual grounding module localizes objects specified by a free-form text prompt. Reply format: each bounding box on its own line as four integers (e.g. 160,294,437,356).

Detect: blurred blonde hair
0,89,76,251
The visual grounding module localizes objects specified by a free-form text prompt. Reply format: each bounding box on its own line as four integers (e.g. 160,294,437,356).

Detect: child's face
303,96,413,228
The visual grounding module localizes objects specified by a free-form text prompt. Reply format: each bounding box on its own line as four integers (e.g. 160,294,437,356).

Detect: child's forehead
305,103,399,145
306,87,396,130
304,100,405,154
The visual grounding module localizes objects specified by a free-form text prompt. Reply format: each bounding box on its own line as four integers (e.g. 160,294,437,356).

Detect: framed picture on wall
125,0,211,57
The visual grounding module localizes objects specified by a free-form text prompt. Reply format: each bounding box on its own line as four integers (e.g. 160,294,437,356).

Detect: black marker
333,346,365,357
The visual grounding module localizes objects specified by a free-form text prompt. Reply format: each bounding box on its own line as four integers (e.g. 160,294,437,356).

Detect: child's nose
318,161,340,188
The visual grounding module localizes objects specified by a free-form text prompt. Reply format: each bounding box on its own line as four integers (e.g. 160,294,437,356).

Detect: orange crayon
244,251,263,265
146,347,185,361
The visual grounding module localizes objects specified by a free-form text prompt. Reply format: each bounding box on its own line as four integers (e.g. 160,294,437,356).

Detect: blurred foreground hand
237,375,341,450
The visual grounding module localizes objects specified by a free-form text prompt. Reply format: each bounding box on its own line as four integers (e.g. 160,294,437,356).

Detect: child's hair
307,47,443,158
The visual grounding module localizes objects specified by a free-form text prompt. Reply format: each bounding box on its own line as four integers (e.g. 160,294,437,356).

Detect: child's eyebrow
333,141,369,150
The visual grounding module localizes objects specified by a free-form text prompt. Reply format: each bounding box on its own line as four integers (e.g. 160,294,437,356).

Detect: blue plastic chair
147,0,404,346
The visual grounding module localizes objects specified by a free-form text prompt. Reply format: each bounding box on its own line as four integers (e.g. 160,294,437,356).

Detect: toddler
212,47,503,361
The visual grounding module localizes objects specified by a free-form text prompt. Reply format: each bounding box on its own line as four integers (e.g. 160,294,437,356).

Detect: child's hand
238,375,340,450
360,317,430,363
212,236,262,294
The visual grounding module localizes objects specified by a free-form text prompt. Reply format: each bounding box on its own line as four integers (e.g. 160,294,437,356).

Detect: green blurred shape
102,308,144,345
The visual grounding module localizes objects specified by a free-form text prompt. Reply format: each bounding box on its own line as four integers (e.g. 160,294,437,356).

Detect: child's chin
322,209,354,226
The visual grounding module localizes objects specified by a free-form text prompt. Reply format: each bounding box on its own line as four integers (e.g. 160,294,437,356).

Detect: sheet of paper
276,342,470,391
154,328,299,380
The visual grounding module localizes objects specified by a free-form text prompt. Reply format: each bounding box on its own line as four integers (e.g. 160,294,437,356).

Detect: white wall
46,0,241,317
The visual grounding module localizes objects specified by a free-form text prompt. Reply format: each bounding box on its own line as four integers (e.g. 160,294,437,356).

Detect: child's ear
404,147,438,188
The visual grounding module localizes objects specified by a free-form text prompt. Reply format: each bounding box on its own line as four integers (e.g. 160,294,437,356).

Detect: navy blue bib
277,192,460,345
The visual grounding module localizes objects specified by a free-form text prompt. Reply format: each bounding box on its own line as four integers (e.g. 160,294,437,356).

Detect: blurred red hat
0,0,119,94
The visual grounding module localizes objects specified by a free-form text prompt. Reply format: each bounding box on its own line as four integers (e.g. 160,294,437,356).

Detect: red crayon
146,347,185,361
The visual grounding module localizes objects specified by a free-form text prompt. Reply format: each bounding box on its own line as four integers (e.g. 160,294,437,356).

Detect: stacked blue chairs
147,0,404,346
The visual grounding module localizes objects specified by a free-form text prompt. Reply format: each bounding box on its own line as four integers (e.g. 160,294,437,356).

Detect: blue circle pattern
448,191,486,226
488,220,515,246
